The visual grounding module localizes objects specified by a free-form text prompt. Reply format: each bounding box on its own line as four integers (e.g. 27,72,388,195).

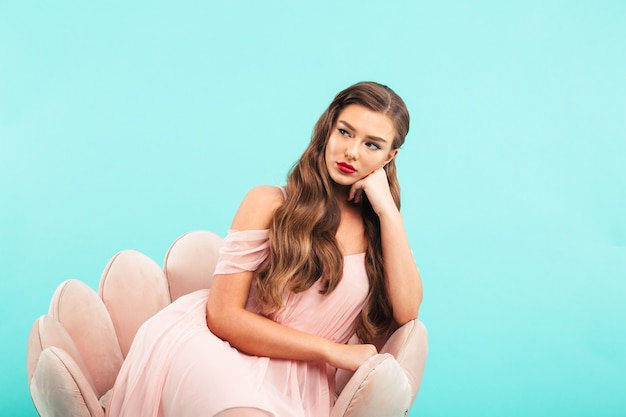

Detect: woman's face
324,104,398,187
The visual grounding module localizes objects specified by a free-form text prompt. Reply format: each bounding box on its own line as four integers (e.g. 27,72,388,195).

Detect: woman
106,81,422,417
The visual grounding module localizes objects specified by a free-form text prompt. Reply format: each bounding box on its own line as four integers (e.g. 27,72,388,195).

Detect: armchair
26,230,427,417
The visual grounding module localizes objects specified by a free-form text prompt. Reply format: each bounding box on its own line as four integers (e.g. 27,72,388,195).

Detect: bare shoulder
231,185,285,230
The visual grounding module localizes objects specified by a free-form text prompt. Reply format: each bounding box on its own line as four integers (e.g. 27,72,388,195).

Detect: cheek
363,154,387,172
325,136,339,158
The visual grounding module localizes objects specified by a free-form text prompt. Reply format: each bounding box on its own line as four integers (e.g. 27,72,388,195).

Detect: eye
338,128,350,137
365,142,381,150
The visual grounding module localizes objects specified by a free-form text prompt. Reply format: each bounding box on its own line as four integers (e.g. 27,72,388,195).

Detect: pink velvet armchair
26,230,428,417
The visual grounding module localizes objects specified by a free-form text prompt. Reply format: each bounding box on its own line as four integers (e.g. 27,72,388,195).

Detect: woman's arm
206,185,377,371
349,168,423,325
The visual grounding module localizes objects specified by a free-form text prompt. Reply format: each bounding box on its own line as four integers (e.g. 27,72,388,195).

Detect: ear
384,148,399,166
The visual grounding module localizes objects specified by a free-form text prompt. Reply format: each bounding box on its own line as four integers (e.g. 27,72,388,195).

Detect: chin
327,166,362,187
330,176,358,188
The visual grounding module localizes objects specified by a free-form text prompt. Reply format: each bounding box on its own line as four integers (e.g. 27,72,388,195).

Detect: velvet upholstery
332,353,412,417
30,347,104,417
48,279,123,398
333,321,428,417
163,230,223,301
27,315,94,390
26,230,428,417
98,250,171,358
379,320,429,407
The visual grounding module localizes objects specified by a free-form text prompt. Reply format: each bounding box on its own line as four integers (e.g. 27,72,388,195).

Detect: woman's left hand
348,167,397,216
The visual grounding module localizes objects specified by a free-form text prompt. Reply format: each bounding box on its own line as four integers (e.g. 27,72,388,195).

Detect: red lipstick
337,162,356,174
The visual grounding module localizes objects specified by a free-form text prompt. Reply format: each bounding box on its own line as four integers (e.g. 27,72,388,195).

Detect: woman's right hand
327,342,378,372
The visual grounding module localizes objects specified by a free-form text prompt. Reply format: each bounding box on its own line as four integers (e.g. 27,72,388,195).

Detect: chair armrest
380,320,428,404
332,320,428,417
331,353,412,417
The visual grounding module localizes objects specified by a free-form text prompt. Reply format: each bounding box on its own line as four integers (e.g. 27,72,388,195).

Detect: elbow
206,299,234,340
205,303,220,335
393,294,422,326
393,308,419,326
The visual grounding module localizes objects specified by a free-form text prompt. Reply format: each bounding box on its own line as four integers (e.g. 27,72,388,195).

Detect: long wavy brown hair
256,81,410,343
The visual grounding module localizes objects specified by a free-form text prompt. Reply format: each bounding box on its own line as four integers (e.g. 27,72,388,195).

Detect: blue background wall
2,1,625,416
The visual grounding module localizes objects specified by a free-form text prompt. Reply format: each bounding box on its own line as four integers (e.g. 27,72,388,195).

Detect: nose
344,142,359,161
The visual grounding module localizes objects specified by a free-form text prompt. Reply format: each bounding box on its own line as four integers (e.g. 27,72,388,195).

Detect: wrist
376,205,401,221
320,339,338,364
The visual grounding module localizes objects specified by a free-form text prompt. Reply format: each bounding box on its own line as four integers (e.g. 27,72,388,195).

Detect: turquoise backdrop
1,1,625,416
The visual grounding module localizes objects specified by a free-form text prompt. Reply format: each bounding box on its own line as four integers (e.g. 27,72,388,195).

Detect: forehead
336,104,396,141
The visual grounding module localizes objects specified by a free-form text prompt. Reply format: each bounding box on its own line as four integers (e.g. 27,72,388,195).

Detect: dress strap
277,186,287,201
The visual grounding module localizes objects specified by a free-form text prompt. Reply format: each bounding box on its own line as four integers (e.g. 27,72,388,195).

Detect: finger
348,185,357,201
349,180,364,201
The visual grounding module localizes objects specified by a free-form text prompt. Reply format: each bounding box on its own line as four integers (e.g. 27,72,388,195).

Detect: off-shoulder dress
105,228,369,417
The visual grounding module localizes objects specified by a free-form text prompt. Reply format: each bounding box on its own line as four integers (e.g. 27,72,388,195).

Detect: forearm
379,209,423,324
207,302,334,363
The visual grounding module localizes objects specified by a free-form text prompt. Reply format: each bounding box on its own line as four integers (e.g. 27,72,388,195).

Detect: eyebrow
338,120,389,143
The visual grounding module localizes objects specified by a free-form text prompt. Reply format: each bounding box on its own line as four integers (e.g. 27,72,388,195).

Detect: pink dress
106,229,369,417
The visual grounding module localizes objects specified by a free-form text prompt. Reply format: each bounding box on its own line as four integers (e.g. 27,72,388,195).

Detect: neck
331,183,361,212
332,182,349,198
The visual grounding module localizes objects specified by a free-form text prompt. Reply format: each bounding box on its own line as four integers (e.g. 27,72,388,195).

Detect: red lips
337,162,356,174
